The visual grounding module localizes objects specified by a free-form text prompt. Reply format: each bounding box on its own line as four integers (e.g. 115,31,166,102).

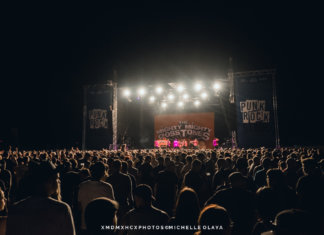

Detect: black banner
85,85,113,149
234,71,277,148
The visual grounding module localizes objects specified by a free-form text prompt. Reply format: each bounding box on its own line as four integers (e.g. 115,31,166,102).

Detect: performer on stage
190,138,199,149
173,139,179,148
178,139,188,149
213,138,220,148
154,140,159,148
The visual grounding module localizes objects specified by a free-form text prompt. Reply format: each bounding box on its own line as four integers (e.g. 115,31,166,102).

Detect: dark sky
2,3,324,148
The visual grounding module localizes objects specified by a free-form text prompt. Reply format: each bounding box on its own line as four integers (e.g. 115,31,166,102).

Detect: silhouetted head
197,204,231,235
192,159,202,172
85,197,118,235
175,187,200,225
274,209,315,235
266,169,286,189
133,184,155,208
90,162,106,180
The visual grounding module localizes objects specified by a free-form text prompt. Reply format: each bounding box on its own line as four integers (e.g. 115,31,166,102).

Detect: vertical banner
154,112,215,148
234,70,277,147
85,85,113,149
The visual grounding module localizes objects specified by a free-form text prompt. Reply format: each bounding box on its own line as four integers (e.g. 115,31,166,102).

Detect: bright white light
194,83,203,91
156,87,163,94
183,94,189,100
149,96,155,103
123,89,131,97
168,94,174,100
161,102,167,108
213,83,221,90
201,92,208,99
176,85,184,93
138,88,146,96
178,101,184,107
194,100,200,106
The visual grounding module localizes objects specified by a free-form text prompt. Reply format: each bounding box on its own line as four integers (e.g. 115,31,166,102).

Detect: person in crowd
212,158,231,192
194,204,231,235
274,209,319,235
106,159,133,217
169,187,200,235
296,158,324,218
121,161,136,192
153,156,165,179
248,156,260,177
0,188,7,235
205,151,217,177
180,155,192,179
120,184,169,235
135,155,143,170
6,160,76,235
206,172,256,235
252,187,278,235
61,161,81,211
183,159,204,203
78,161,115,232
0,161,11,201
235,158,256,192
254,158,272,188
266,169,297,212
85,197,118,235
282,157,299,190
13,157,28,187
174,155,184,177
127,159,138,179
154,160,178,216
138,156,155,189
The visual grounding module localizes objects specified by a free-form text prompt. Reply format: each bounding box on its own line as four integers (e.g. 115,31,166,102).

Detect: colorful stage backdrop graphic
84,85,113,149
234,71,277,148
154,112,215,148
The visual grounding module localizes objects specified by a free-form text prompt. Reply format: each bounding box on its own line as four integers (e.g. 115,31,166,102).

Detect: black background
1,3,324,149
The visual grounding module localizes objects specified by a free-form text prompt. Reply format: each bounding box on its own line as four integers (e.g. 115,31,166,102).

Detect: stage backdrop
84,85,113,149
234,70,277,148
154,112,215,148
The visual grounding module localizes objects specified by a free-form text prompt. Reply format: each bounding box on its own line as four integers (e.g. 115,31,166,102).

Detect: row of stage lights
122,82,222,108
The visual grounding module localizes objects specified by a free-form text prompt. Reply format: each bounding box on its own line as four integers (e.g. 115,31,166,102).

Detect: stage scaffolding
82,67,280,149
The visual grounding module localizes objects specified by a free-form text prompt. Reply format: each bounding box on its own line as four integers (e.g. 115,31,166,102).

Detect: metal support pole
228,57,235,104
272,71,280,149
82,86,87,150
112,72,118,149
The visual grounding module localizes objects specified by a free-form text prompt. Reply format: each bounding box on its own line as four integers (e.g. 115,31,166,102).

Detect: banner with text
234,71,276,147
154,112,215,148
85,85,113,149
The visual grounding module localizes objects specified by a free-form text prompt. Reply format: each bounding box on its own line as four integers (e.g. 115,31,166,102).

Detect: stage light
201,92,208,99
161,102,167,108
176,85,184,93
168,94,174,101
194,83,202,91
123,89,131,97
156,86,163,94
213,82,221,90
138,88,146,96
183,94,189,100
194,100,200,106
149,96,155,103
177,101,184,107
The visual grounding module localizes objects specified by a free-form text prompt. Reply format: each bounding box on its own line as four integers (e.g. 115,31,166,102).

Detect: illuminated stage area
117,80,234,149
82,70,279,150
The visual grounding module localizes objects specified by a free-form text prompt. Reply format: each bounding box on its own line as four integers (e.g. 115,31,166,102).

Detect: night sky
2,4,324,149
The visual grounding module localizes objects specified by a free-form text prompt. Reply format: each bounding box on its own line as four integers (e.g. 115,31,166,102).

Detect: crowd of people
0,146,323,235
